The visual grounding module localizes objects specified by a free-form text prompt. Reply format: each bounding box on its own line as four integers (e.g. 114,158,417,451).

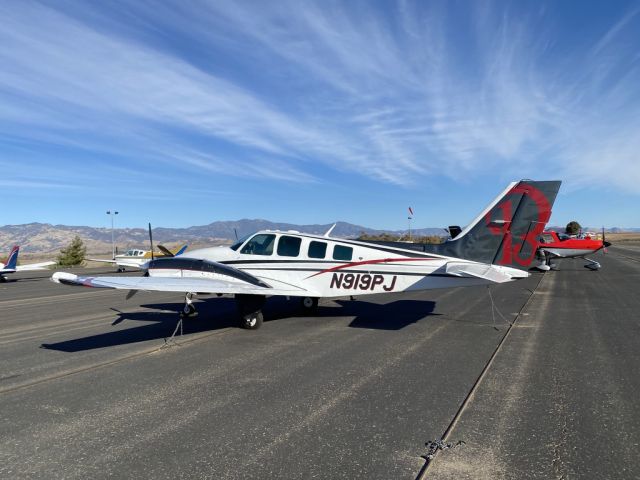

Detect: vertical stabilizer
4,246,20,270
432,180,561,269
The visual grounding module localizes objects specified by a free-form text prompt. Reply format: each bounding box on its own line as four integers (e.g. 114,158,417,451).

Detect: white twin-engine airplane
52,180,561,330
1,246,56,282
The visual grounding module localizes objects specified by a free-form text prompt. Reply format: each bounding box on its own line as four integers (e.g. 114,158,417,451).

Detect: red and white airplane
535,230,611,271
52,180,561,329
1,246,56,282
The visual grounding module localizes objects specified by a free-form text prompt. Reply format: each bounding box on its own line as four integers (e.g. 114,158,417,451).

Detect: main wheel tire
240,310,263,330
300,296,319,311
236,294,266,330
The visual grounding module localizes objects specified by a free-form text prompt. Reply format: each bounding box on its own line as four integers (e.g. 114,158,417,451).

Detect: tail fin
4,246,20,270
434,180,561,269
175,244,188,256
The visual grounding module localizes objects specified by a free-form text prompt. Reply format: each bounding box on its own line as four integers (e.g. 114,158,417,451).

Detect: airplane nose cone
604,241,612,248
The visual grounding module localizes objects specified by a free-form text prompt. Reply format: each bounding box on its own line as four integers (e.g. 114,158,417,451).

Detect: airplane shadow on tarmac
323,299,438,330
41,298,239,352
41,297,438,352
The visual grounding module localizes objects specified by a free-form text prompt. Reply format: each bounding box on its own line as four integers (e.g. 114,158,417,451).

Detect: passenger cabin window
240,234,276,255
277,235,302,257
333,245,353,261
308,241,327,259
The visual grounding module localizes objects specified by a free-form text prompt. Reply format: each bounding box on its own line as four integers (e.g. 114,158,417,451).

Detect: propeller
158,244,174,257
602,227,611,253
148,223,155,261
148,222,176,258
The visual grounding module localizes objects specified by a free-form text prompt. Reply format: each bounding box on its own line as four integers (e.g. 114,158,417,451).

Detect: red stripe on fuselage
306,257,438,279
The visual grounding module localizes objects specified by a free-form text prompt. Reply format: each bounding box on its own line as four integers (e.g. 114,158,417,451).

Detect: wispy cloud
1,0,639,195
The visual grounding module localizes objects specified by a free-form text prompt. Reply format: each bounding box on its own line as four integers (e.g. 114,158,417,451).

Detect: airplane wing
88,258,118,264
88,258,143,267
16,261,56,271
51,272,310,297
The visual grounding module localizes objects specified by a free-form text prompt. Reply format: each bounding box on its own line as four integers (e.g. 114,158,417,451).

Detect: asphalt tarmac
0,247,638,479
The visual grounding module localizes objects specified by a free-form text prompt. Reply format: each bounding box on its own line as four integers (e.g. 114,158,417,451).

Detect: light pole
106,210,119,259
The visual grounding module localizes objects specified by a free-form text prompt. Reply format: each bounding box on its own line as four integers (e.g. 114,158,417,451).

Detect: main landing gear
176,293,267,330
236,294,266,330
300,296,319,312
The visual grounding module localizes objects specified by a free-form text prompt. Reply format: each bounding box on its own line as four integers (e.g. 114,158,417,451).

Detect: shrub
57,235,87,266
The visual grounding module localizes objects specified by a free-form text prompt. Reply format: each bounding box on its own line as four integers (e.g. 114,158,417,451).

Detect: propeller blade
158,245,174,257
602,227,610,253
148,223,155,261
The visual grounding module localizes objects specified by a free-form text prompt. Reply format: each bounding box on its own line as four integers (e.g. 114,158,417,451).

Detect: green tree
57,235,87,266
565,221,582,235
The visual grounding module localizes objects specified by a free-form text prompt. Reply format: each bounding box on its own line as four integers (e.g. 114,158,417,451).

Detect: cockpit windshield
230,233,254,251
240,234,276,255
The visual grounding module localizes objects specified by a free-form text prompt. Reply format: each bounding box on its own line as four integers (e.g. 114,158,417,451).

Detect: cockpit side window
240,234,276,255
277,235,302,257
539,234,554,244
333,245,353,261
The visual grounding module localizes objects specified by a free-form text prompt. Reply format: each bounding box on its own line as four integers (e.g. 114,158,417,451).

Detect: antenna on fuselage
324,223,337,237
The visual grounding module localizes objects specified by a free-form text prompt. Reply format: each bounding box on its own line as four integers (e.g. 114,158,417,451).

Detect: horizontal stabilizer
15,261,56,271
445,262,528,283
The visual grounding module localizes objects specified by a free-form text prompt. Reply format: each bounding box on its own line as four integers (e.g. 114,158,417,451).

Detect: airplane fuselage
538,231,608,258
148,231,528,299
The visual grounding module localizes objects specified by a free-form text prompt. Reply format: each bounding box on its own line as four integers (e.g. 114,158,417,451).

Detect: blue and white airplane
1,246,56,282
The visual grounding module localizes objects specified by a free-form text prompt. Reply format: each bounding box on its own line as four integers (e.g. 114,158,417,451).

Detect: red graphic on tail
486,184,551,267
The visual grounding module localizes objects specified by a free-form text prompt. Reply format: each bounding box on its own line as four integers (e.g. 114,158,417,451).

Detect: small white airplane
89,245,188,272
1,246,56,282
52,180,561,329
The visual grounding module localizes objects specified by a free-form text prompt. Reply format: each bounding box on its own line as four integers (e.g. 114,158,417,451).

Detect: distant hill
0,220,447,254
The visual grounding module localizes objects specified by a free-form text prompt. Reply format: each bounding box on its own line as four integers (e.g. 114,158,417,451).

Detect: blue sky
1,0,639,230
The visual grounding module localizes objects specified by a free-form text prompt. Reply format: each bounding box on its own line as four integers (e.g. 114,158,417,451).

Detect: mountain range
0,220,446,254
2,221,638,255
